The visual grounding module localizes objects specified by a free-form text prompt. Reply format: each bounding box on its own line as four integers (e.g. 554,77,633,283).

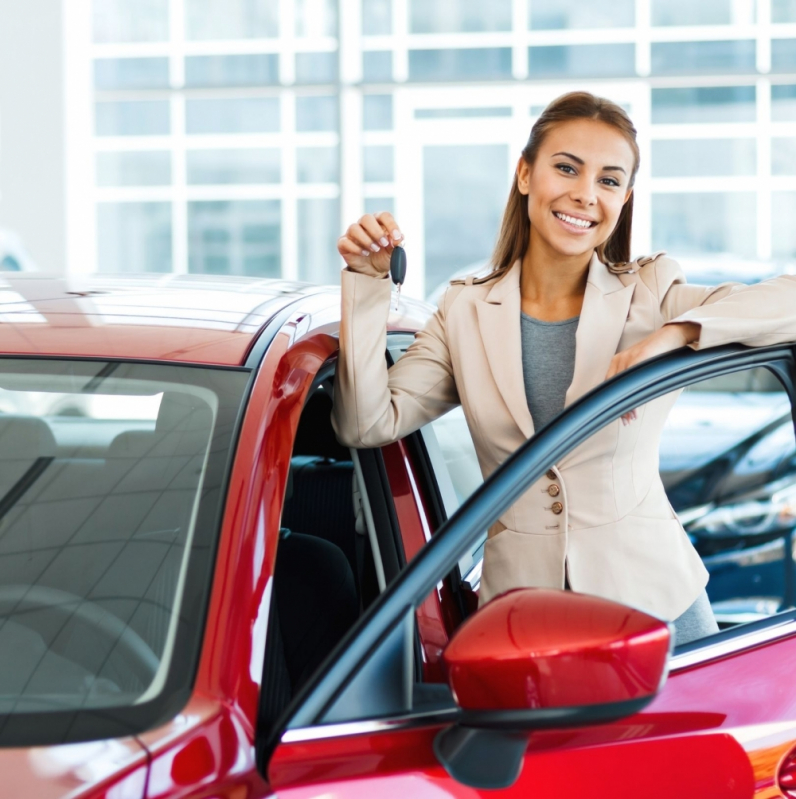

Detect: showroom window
410,0,512,33
185,0,278,40
652,192,757,258
529,0,635,29
97,202,172,273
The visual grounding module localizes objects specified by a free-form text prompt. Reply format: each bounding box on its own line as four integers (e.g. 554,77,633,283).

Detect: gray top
520,312,579,431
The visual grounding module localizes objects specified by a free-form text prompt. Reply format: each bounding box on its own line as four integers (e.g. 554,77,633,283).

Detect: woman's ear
624,186,634,205
516,156,531,195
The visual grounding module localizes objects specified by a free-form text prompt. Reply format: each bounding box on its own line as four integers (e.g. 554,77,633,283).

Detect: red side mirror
443,588,671,726
435,589,672,788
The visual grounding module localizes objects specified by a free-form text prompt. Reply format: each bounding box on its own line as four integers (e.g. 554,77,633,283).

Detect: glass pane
188,200,281,277
363,51,393,82
529,0,634,29
529,44,635,78
295,52,338,83
185,0,278,39
772,138,796,175
96,151,172,186
187,149,281,184
185,97,280,134
418,406,485,581
772,84,796,120
298,198,341,284
364,197,395,215
93,0,169,42
408,48,512,81
184,55,279,87
295,95,338,131
97,202,172,273
773,192,796,257
363,0,392,34
423,144,508,293
0,358,248,732
651,0,756,25
662,367,796,626
652,139,756,177
652,192,756,257
296,146,339,183
410,0,511,32
651,86,756,123
363,94,393,130
94,58,170,90
772,39,796,73
95,101,170,136
295,0,338,36
363,145,394,182
418,107,511,119
651,41,756,75
773,0,796,22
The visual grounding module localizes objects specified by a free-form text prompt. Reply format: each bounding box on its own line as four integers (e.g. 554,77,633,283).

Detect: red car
2,272,796,799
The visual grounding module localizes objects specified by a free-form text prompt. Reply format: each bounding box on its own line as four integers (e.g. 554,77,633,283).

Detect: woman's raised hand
338,212,403,278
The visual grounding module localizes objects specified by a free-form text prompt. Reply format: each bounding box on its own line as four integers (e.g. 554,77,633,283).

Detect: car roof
0,273,330,366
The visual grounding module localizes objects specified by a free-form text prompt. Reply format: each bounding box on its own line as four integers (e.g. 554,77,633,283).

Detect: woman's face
517,118,635,261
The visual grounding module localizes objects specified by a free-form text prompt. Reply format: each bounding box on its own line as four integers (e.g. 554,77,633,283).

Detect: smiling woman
332,91,796,647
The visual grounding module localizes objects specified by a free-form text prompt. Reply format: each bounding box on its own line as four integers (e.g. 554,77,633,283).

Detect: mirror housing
435,589,671,788
443,587,671,729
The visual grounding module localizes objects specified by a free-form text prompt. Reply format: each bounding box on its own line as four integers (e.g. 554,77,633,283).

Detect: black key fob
390,244,406,287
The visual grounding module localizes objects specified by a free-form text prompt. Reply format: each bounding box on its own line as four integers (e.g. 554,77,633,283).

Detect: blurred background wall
1,0,796,298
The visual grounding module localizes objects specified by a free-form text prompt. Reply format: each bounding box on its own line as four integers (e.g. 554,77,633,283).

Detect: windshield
0,358,250,745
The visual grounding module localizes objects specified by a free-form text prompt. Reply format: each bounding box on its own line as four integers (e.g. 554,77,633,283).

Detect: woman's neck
520,239,591,322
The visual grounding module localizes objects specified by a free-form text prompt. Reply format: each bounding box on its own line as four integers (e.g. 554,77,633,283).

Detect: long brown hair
490,91,640,274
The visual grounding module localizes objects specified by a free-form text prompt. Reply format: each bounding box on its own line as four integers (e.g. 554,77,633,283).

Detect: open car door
260,341,796,799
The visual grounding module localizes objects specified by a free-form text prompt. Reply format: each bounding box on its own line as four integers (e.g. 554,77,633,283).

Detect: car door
260,340,796,798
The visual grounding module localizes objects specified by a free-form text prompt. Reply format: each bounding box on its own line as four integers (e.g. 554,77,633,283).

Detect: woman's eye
601,177,620,187
556,163,576,174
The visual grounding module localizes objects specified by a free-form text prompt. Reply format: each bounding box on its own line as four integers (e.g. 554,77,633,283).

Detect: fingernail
370,243,380,252
361,249,370,257
379,236,389,247
392,230,402,240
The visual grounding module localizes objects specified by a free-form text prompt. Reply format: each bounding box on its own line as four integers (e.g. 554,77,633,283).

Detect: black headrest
292,391,350,461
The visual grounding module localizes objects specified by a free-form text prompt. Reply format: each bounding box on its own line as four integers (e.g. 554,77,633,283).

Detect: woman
332,91,796,645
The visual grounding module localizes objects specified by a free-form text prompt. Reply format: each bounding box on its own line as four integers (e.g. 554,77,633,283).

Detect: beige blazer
331,252,796,620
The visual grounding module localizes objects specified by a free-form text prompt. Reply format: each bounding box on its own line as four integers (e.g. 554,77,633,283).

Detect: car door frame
259,341,796,786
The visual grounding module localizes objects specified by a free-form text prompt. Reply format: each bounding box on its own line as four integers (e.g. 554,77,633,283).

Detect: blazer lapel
565,252,636,407
476,260,535,439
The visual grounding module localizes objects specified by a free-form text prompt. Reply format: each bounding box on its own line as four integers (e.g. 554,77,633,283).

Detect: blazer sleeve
331,268,460,449
654,256,796,349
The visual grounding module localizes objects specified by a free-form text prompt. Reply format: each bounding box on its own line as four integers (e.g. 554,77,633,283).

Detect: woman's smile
552,210,599,233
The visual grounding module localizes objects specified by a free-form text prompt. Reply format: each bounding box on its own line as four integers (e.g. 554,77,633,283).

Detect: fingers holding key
339,213,404,276
374,211,403,245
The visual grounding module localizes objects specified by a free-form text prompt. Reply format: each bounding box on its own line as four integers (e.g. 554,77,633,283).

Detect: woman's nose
570,176,597,206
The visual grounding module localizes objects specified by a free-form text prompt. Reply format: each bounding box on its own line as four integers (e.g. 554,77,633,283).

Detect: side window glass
419,408,484,582
388,335,485,585
661,367,796,626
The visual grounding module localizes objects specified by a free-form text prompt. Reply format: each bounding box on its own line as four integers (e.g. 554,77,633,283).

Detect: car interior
261,369,421,730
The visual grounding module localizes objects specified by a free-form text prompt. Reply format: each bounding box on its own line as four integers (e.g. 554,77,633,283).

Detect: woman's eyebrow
552,151,627,174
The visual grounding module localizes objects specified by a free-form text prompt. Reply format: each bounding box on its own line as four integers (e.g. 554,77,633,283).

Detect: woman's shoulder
607,251,687,297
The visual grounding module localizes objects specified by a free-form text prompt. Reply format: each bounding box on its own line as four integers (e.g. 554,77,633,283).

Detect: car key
390,243,406,310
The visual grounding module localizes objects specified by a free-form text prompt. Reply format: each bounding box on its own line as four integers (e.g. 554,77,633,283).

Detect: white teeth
555,212,593,229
